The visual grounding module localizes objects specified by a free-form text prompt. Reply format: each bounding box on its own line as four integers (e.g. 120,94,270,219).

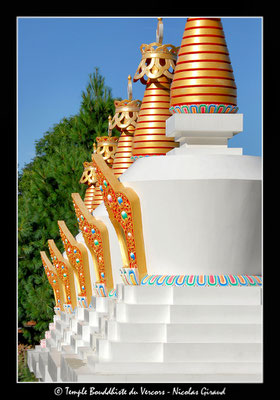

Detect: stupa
27,18,262,383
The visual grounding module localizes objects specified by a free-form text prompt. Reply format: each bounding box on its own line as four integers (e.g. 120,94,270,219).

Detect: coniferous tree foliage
18,68,120,344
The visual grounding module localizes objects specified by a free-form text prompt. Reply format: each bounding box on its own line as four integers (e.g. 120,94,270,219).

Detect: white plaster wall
83,154,261,277
119,154,261,276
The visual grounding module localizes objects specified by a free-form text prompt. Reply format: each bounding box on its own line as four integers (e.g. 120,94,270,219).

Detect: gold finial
127,75,132,101
93,142,97,153
156,17,163,44
134,18,178,83
108,116,112,137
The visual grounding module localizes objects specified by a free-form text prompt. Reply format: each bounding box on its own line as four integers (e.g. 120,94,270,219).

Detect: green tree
18,68,120,344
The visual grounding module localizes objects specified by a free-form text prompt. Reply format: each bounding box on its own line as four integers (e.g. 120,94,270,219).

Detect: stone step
61,345,75,354
62,328,73,345
51,328,62,344
71,370,262,383
164,342,262,363
29,351,41,378
60,312,74,324
94,361,262,375
86,353,99,368
115,303,169,323
55,319,70,333
122,285,262,306
38,352,48,379
84,309,100,327
97,340,262,363
70,334,85,353
60,354,86,382
46,337,57,349
77,321,91,342
48,350,61,382
97,339,163,362
166,323,262,343
106,321,262,343
115,303,262,324
77,346,95,360
39,352,52,382
169,304,262,324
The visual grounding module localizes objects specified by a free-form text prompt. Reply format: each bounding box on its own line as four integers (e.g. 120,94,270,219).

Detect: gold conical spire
170,17,238,114
132,18,179,158
110,75,141,177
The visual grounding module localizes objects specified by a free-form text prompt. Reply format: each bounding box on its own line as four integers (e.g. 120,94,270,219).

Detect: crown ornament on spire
131,18,179,158
109,75,141,132
94,117,119,167
134,18,179,84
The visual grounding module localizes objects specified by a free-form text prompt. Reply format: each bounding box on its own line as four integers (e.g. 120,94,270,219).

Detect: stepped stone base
27,284,263,383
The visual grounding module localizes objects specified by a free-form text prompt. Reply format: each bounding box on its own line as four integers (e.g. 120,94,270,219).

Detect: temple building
27,17,262,383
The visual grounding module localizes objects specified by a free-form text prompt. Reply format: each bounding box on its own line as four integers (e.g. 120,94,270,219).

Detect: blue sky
17,17,262,172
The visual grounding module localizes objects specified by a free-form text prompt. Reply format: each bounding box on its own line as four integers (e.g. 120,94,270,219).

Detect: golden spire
132,18,179,158
170,17,238,114
110,75,141,177
79,161,97,214
80,120,119,212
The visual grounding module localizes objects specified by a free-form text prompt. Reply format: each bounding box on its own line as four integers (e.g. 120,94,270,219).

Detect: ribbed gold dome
170,18,238,114
132,18,179,158
110,76,141,177
132,75,179,157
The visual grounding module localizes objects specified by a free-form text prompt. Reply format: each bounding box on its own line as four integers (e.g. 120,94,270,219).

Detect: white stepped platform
121,285,261,305
97,340,261,363
27,284,263,383
94,361,262,375
106,321,261,343
116,303,262,324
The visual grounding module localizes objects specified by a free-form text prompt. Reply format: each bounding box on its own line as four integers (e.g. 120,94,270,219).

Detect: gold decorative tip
108,116,112,137
156,17,163,44
127,75,133,101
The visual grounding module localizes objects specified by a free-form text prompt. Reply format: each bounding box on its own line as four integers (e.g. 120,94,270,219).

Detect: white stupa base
27,284,262,383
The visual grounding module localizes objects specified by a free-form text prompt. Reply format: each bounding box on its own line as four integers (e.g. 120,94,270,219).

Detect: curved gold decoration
79,161,97,186
95,124,119,168
40,251,66,311
92,153,147,283
48,239,77,310
110,99,141,131
71,192,114,296
58,220,92,307
134,42,178,83
134,18,178,84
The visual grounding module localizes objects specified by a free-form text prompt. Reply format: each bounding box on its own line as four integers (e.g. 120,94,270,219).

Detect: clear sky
17,17,262,172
